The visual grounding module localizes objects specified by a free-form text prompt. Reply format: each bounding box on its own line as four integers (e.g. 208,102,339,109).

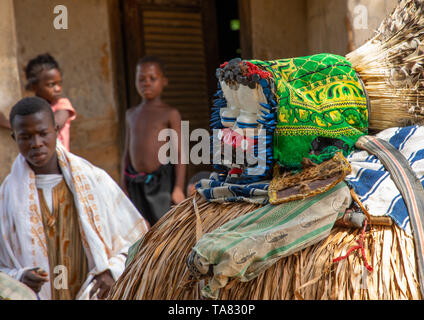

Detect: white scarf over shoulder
0,145,148,299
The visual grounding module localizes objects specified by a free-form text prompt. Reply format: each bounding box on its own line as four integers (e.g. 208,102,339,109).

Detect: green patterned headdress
251,53,369,169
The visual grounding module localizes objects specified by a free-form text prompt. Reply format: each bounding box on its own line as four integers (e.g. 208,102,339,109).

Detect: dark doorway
120,0,221,190
119,0,243,191
215,0,241,64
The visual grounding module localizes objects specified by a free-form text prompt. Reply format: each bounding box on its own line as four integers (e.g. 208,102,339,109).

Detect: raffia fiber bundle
347,0,424,131
108,194,421,300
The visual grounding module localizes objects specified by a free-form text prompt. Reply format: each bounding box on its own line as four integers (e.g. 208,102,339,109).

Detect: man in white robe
0,97,149,299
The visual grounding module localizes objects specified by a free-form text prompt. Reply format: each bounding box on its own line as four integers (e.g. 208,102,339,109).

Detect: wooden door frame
238,0,253,59
118,0,220,184
119,0,220,113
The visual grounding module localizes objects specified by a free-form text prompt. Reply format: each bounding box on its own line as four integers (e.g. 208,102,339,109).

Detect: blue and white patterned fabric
345,125,424,234
196,172,269,204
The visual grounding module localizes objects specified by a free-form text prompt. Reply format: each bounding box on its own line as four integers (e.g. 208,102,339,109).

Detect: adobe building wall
347,0,398,50
306,0,350,56
245,0,398,59
12,0,123,182
307,0,398,55
0,0,22,181
249,0,308,60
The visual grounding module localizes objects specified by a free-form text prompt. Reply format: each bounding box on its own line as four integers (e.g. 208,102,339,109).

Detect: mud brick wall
0,0,21,182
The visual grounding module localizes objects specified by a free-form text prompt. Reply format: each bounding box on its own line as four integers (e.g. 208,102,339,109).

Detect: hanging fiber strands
347,0,424,130
108,194,421,300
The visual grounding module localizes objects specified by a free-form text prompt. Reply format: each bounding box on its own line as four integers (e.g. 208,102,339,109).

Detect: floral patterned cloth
251,53,369,169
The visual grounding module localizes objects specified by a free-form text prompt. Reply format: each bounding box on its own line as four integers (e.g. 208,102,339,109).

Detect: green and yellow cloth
251,53,368,169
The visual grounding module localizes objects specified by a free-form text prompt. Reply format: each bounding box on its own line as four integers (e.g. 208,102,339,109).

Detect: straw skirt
108,194,421,300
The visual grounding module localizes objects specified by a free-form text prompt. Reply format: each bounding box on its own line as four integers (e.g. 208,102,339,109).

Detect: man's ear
163,77,169,87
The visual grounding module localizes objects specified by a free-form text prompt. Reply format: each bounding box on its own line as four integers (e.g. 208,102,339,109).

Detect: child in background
24,53,76,150
121,55,186,227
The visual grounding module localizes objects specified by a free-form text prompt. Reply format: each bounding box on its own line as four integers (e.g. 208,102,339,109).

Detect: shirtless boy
121,56,186,226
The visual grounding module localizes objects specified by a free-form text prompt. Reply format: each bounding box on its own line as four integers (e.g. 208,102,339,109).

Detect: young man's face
12,111,59,174
32,68,63,104
135,63,168,101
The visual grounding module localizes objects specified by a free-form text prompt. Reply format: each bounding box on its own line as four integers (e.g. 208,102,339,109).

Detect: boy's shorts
125,163,174,226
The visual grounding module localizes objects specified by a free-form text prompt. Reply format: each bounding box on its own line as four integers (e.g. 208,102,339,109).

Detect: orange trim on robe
38,180,88,300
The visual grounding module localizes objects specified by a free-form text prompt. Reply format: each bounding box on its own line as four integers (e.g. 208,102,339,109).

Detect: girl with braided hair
23,53,76,151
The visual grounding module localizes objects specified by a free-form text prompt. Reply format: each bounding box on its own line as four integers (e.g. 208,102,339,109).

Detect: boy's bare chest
129,109,169,132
